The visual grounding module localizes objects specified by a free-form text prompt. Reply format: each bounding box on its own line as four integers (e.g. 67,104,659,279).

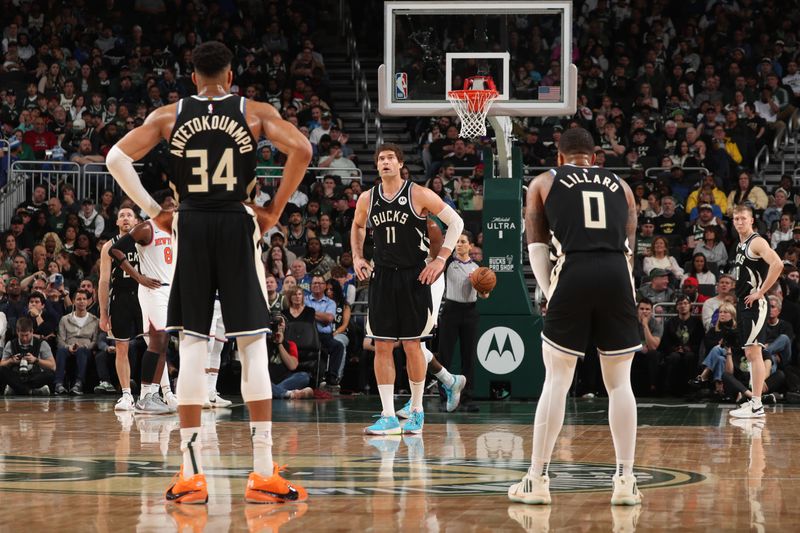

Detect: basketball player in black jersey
509,127,642,506
99,205,142,412
351,143,464,436
106,42,311,505
729,204,783,419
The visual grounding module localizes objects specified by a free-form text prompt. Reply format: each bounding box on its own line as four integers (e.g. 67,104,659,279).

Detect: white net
447,90,499,138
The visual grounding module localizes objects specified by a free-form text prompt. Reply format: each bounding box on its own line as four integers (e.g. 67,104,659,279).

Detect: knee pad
238,334,272,402
176,334,209,405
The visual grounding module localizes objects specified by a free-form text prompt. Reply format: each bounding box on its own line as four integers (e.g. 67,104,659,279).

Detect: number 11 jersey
544,164,631,257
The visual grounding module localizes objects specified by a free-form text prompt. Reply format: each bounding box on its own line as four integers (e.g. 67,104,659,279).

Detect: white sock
600,353,637,478
207,371,219,398
250,421,273,477
409,379,425,412
530,344,577,478
378,384,395,417
160,365,172,394
140,383,156,400
434,368,455,388
180,427,203,476
751,396,762,407
122,387,132,396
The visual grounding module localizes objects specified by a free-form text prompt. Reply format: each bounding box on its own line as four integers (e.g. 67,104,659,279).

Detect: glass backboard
379,1,576,117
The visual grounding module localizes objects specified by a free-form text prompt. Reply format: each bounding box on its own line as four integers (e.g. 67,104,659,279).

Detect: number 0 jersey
367,179,429,269
168,95,258,209
136,220,174,284
544,165,631,257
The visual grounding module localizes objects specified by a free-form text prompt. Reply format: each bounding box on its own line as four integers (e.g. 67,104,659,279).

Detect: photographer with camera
269,314,313,399
0,317,55,395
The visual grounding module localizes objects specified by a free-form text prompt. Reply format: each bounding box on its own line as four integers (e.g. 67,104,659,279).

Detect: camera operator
269,314,313,399
0,317,55,395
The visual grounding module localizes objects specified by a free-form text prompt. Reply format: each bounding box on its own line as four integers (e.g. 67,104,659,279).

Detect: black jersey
168,94,258,209
110,233,139,295
733,233,770,300
544,165,631,256
367,179,429,268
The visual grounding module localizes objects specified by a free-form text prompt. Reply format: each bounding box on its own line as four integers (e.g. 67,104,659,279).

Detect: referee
437,231,486,412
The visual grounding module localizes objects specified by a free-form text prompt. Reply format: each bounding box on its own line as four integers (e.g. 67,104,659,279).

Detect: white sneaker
730,399,765,419
204,393,232,408
164,391,179,412
611,474,642,506
508,474,551,505
114,393,135,411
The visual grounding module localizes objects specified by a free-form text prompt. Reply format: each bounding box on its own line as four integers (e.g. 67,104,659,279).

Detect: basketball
471,267,496,293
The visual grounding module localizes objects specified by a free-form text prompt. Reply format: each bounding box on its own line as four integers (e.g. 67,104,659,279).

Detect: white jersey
136,221,174,283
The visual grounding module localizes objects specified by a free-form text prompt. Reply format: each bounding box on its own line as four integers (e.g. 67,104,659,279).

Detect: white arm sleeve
528,242,553,297
436,205,464,257
106,145,161,219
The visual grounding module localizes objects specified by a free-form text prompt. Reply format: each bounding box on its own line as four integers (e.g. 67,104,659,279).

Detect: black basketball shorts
366,264,434,341
542,251,642,356
109,290,143,342
166,205,271,339
738,299,768,348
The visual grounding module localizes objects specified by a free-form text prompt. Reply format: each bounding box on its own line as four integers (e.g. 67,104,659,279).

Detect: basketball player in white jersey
205,294,232,408
111,189,179,415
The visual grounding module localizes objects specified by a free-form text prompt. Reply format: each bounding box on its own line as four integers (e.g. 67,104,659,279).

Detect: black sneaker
762,393,777,405
55,383,68,395
70,381,83,395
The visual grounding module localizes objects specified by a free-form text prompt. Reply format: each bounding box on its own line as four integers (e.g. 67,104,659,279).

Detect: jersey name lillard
169,114,253,157
557,171,620,192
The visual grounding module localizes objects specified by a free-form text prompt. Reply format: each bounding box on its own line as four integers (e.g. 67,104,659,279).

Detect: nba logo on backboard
395,72,408,100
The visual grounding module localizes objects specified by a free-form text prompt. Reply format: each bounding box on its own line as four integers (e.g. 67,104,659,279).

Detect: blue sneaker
445,375,467,412
403,410,424,434
397,399,412,419
365,415,402,435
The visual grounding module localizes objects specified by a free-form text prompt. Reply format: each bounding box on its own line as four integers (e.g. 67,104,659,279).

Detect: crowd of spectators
0,0,374,396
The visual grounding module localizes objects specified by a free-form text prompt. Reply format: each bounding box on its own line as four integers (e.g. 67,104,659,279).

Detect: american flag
538,86,561,101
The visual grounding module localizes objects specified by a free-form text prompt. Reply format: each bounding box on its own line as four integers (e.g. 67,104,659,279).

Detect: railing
522,166,633,181
754,144,770,186
0,161,146,230
256,165,362,191
644,166,710,179
342,1,380,148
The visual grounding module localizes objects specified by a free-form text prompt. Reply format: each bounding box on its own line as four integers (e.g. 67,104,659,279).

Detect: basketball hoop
447,89,499,138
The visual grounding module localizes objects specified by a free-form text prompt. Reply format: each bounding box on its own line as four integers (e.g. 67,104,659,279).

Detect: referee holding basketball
437,231,487,412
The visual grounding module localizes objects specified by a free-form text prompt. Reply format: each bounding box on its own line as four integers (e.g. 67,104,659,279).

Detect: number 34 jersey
543,165,631,257
168,94,258,209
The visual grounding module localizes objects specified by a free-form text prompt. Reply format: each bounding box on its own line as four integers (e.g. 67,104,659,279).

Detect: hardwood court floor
1,396,799,532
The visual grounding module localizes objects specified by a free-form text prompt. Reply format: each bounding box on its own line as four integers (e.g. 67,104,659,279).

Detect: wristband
436,255,449,262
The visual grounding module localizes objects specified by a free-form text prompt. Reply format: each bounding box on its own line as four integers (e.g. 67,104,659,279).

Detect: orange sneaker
245,503,308,532
245,463,308,504
165,467,209,504
165,502,208,532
